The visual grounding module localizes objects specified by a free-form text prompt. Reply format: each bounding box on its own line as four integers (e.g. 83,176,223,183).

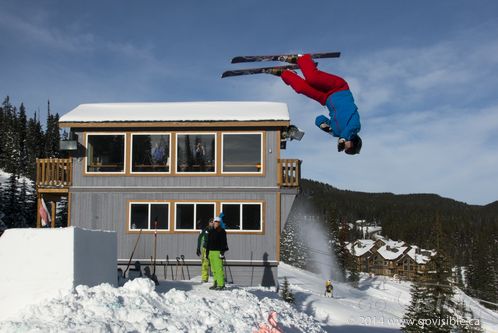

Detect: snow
0,227,496,332
406,246,434,265
0,227,116,321
59,102,290,123
346,239,375,257
377,244,409,260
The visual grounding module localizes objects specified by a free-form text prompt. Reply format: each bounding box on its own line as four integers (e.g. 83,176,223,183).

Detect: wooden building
36,102,301,286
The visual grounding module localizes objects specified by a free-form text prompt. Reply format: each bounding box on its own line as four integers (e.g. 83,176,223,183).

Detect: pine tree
348,244,360,288
17,103,28,176
44,101,60,158
402,216,457,332
280,277,295,304
3,173,20,228
280,216,307,269
1,97,18,173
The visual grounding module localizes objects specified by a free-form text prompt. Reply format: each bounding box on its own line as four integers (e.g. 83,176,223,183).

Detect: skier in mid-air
277,54,362,155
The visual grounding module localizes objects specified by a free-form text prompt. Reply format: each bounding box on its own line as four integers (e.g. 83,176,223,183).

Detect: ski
231,51,340,64
221,64,299,78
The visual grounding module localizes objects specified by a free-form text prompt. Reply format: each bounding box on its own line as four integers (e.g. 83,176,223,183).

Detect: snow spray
292,202,343,282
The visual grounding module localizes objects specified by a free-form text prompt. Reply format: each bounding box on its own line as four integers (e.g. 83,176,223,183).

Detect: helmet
345,135,362,155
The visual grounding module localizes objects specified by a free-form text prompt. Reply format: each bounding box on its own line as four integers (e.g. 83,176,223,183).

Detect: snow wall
0,227,116,321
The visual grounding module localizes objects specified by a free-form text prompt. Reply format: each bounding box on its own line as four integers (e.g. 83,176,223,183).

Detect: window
175,203,215,230
222,133,262,173
131,134,170,173
176,133,216,173
129,202,169,230
86,134,125,173
221,202,262,231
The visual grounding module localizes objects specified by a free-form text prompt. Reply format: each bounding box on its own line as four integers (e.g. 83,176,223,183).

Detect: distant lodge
345,238,436,281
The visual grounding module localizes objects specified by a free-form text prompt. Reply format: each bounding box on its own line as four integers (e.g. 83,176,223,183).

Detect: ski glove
219,254,225,259
337,138,346,152
196,248,201,257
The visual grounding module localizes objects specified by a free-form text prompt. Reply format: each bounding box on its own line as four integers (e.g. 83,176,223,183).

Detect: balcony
278,159,301,187
36,158,72,192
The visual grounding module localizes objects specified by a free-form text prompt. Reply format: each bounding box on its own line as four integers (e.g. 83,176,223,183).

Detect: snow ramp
0,227,116,321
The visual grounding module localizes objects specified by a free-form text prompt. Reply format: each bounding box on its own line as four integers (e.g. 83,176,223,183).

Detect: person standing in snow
325,279,333,297
206,216,229,290
196,218,214,283
277,54,362,155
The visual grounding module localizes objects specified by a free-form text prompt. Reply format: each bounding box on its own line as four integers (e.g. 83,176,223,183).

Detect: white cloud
248,27,498,205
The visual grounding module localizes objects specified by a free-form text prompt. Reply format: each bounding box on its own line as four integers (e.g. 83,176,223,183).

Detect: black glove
337,138,346,152
196,248,201,257
219,252,225,259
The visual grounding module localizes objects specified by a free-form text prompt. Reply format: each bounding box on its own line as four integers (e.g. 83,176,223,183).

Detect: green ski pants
201,247,210,282
208,250,225,288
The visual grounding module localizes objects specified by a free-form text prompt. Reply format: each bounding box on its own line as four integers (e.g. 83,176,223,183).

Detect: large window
222,133,262,173
176,134,216,173
175,203,215,230
131,134,170,173
129,202,169,231
221,202,262,231
86,134,125,173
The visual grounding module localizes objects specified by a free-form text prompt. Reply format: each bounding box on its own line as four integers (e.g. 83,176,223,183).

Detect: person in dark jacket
206,216,229,290
196,218,214,283
278,54,362,155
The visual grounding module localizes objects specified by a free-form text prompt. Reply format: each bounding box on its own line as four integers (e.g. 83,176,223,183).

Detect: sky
1,0,498,205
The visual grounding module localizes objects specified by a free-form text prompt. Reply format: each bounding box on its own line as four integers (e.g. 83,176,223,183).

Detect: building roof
59,102,290,124
377,244,409,260
406,246,436,264
346,239,376,257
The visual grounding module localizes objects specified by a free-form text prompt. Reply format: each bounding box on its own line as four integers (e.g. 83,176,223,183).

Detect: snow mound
0,278,324,333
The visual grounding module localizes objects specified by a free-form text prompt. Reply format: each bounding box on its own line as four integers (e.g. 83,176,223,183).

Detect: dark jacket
206,227,228,255
197,226,210,250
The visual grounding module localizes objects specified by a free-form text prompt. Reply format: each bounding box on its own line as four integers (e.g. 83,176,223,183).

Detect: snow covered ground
0,262,496,332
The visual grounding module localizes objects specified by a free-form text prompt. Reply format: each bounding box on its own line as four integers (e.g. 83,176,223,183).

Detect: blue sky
1,0,498,205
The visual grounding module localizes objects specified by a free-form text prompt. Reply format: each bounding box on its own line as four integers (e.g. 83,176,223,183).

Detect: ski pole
124,229,142,278
181,254,190,280
176,257,181,280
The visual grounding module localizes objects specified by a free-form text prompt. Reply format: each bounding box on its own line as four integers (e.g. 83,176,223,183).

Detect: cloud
245,25,498,205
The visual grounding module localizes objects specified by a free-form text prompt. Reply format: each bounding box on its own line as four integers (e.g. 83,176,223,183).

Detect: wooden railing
36,158,72,188
278,159,301,187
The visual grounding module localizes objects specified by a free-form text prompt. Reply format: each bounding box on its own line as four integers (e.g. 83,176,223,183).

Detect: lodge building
36,101,301,286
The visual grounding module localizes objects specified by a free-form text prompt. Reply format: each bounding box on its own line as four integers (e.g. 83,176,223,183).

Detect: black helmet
345,135,362,155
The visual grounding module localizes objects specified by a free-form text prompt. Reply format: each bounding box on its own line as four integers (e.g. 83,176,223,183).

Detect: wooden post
36,194,41,228
67,193,71,227
51,201,56,228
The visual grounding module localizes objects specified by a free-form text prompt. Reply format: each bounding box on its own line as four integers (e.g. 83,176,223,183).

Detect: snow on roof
347,239,375,257
377,244,409,260
59,102,290,123
407,246,435,264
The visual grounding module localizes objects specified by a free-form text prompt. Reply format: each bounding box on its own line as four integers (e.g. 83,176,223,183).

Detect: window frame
129,132,172,175
175,132,217,175
221,131,264,175
128,201,171,232
85,132,127,175
220,202,264,232
174,202,216,232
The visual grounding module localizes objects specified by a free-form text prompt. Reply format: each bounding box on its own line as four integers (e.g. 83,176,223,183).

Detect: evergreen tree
402,216,457,332
280,277,295,304
17,103,28,176
2,173,20,228
44,101,60,158
348,244,360,288
280,216,307,269
1,97,18,173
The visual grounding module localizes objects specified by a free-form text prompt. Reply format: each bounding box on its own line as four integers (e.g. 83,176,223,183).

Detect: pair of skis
221,51,341,78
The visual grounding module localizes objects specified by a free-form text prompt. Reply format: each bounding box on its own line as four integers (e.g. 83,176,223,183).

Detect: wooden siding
72,130,280,188
71,191,279,263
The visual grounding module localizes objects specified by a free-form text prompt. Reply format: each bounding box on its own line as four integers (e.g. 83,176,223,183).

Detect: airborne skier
278,54,362,155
